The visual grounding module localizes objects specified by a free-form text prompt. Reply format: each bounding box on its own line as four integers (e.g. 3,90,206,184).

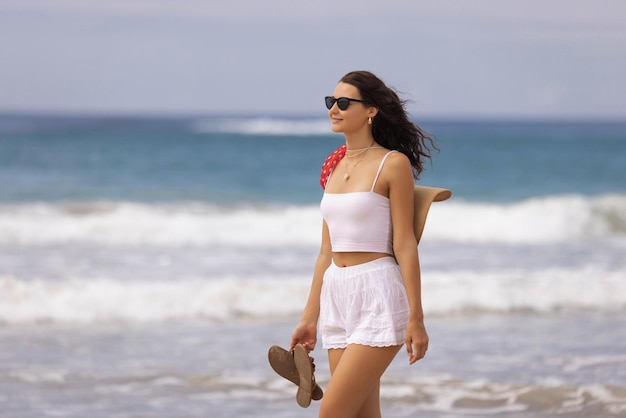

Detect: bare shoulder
376,150,413,193
385,151,412,174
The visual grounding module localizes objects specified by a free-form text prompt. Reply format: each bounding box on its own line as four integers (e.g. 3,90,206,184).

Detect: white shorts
319,257,410,349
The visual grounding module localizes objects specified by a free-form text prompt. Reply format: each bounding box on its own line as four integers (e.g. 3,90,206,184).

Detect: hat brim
414,186,451,244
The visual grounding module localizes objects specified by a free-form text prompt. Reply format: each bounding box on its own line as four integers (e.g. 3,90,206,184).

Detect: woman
290,70,437,417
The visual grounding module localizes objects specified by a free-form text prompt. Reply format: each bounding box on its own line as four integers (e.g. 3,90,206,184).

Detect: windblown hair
340,70,437,178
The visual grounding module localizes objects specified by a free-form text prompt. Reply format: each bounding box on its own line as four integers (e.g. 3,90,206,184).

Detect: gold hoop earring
368,117,372,125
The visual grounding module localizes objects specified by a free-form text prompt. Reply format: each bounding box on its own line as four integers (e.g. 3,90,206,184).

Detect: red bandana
320,144,347,189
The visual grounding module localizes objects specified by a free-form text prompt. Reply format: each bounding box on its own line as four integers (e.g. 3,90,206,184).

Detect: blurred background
2,0,626,118
1,1,625,417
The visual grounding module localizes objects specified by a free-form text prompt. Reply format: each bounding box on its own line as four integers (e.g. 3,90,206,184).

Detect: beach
1,114,625,417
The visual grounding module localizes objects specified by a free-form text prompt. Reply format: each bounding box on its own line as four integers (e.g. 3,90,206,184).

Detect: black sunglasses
325,96,366,111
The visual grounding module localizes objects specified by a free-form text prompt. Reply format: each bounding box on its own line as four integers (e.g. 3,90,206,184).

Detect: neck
344,133,376,151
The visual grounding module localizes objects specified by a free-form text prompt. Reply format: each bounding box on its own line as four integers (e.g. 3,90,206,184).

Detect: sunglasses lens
324,96,335,109
337,98,350,110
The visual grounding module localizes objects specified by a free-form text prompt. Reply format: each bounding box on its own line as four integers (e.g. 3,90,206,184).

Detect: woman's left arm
386,153,429,365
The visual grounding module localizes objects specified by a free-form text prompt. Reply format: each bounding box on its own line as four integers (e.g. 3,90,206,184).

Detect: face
327,82,376,134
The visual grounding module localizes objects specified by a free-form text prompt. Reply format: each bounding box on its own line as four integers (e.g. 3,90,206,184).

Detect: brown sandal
293,343,316,408
267,344,323,405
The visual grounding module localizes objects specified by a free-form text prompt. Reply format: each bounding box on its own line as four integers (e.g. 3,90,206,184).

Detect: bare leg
320,344,401,418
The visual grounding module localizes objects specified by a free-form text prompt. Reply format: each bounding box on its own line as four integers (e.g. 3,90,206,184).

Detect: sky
1,0,626,119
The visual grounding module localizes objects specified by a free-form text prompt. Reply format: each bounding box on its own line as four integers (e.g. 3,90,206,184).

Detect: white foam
217,370,626,415
0,276,310,324
427,193,626,244
382,378,626,416
562,355,626,373
0,264,623,325
0,202,322,247
422,267,626,315
191,117,331,136
0,194,624,247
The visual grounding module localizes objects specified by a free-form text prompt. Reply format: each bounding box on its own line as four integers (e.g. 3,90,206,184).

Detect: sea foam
191,117,331,136
0,265,623,325
0,194,624,247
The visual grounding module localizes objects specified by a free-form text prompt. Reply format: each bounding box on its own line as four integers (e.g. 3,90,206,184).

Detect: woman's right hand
290,321,318,352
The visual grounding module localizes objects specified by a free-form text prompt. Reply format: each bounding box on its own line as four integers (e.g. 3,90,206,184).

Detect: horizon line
1,109,626,124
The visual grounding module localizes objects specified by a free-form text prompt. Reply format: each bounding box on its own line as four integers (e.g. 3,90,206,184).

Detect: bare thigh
320,344,401,418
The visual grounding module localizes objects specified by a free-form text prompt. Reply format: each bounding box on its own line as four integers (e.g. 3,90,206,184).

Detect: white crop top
320,151,396,254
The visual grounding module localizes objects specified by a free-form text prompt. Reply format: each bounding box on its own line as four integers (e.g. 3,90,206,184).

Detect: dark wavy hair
340,70,437,178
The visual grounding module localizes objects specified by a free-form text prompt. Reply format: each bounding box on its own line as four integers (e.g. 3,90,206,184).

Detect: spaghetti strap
371,151,397,191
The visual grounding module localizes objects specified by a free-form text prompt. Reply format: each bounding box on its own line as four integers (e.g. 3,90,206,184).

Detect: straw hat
414,186,451,244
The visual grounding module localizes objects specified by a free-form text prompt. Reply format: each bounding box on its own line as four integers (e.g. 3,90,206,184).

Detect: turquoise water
2,116,625,203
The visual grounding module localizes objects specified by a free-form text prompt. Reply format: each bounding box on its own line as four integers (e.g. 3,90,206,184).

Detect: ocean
0,113,625,417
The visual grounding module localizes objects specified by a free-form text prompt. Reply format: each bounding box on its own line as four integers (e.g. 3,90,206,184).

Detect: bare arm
386,153,429,364
290,220,332,351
